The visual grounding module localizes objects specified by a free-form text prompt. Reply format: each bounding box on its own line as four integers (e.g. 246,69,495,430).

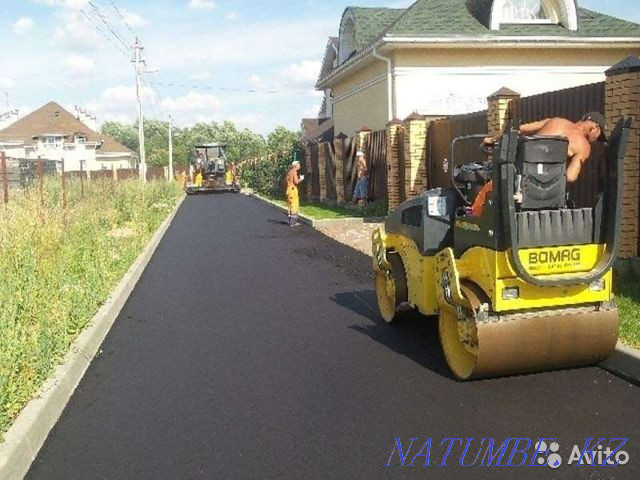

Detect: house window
339,13,357,64
43,136,63,149
76,136,87,145
502,0,552,23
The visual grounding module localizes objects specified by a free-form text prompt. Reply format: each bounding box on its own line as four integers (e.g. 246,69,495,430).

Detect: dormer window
339,10,357,65
76,135,87,144
502,0,551,23
490,0,578,31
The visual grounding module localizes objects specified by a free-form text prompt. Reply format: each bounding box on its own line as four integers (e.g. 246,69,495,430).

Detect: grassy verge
615,271,640,348
0,178,183,437
263,195,388,220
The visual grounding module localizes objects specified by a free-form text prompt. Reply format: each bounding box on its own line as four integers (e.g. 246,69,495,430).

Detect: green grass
0,177,183,437
265,195,363,220
264,195,389,220
615,271,640,348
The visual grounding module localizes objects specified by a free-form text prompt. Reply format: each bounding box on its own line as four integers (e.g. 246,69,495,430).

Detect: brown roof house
315,0,640,136
0,101,134,171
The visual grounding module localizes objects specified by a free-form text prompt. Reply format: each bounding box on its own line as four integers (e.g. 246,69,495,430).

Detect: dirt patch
314,220,382,257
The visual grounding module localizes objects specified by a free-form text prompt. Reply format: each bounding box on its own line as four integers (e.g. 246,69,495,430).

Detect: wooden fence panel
428,110,488,189
366,129,388,201
343,137,357,203
310,143,320,199
517,82,606,208
325,143,337,202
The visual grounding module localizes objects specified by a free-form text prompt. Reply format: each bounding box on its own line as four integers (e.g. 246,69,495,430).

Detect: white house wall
393,65,610,118
0,143,132,171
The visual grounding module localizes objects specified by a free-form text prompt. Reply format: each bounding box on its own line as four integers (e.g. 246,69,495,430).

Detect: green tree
266,126,299,157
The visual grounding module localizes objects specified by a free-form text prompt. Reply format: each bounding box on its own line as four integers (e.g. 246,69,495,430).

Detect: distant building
315,0,640,137
0,101,134,171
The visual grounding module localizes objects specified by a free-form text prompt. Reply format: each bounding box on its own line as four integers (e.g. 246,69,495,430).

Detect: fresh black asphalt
27,194,639,480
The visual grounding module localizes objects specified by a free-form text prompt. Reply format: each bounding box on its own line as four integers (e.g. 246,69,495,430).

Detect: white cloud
190,72,213,81
161,91,221,112
12,17,35,35
64,55,95,75
230,113,267,132
121,9,149,28
248,74,266,90
282,60,322,85
0,78,15,89
189,0,216,11
32,0,88,9
53,10,102,50
225,11,238,21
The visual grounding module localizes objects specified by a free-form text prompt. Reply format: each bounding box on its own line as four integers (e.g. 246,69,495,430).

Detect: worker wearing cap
472,112,607,217
285,160,305,227
353,150,369,208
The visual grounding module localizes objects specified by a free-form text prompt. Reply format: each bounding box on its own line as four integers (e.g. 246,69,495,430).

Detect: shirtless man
353,151,369,208
284,160,305,227
472,112,607,216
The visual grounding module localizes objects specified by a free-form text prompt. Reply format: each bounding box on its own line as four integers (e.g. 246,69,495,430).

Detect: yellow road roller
372,118,632,380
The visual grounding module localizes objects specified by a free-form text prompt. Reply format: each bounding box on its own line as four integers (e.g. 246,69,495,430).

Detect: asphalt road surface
27,194,639,480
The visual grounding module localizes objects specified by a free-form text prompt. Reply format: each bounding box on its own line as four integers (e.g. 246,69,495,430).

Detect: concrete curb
0,194,186,480
601,342,640,386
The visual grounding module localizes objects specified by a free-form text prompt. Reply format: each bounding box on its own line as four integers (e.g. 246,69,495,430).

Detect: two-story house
315,0,640,137
0,101,134,171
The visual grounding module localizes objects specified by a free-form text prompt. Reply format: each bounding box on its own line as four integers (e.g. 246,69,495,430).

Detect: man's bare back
487,113,605,183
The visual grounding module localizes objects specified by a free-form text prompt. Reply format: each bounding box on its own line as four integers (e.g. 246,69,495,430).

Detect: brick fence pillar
487,87,521,137
606,56,640,259
334,133,347,205
386,119,404,211
403,113,428,199
318,142,328,203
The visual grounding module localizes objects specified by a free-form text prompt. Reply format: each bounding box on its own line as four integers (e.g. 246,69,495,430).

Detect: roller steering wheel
479,141,495,156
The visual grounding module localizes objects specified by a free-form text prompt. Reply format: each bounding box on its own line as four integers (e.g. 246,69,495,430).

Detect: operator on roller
471,112,607,217
284,160,304,227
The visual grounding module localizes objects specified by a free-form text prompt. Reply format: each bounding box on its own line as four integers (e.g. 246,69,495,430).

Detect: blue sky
0,0,638,134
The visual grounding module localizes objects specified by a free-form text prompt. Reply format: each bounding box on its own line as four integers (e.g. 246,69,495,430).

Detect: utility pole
168,114,174,181
133,38,146,182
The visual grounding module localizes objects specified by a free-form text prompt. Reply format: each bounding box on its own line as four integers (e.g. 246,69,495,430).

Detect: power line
105,0,138,38
79,8,131,59
87,0,132,53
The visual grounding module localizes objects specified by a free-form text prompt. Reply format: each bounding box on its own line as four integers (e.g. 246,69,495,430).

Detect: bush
363,197,389,218
240,154,296,198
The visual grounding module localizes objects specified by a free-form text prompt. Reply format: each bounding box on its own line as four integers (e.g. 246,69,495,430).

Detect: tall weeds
0,178,182,436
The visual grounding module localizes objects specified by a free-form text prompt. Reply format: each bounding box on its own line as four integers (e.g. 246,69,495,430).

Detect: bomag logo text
528,249,581,266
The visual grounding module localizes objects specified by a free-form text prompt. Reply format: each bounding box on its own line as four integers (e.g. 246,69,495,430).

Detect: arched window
490,0,578,30
339,12,357,65
502,0,550,22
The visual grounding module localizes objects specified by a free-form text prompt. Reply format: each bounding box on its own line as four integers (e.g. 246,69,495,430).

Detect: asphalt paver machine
372,118,632,380
186,143,240,195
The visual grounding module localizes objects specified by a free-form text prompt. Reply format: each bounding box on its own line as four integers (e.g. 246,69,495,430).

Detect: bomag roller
372,117,632,380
